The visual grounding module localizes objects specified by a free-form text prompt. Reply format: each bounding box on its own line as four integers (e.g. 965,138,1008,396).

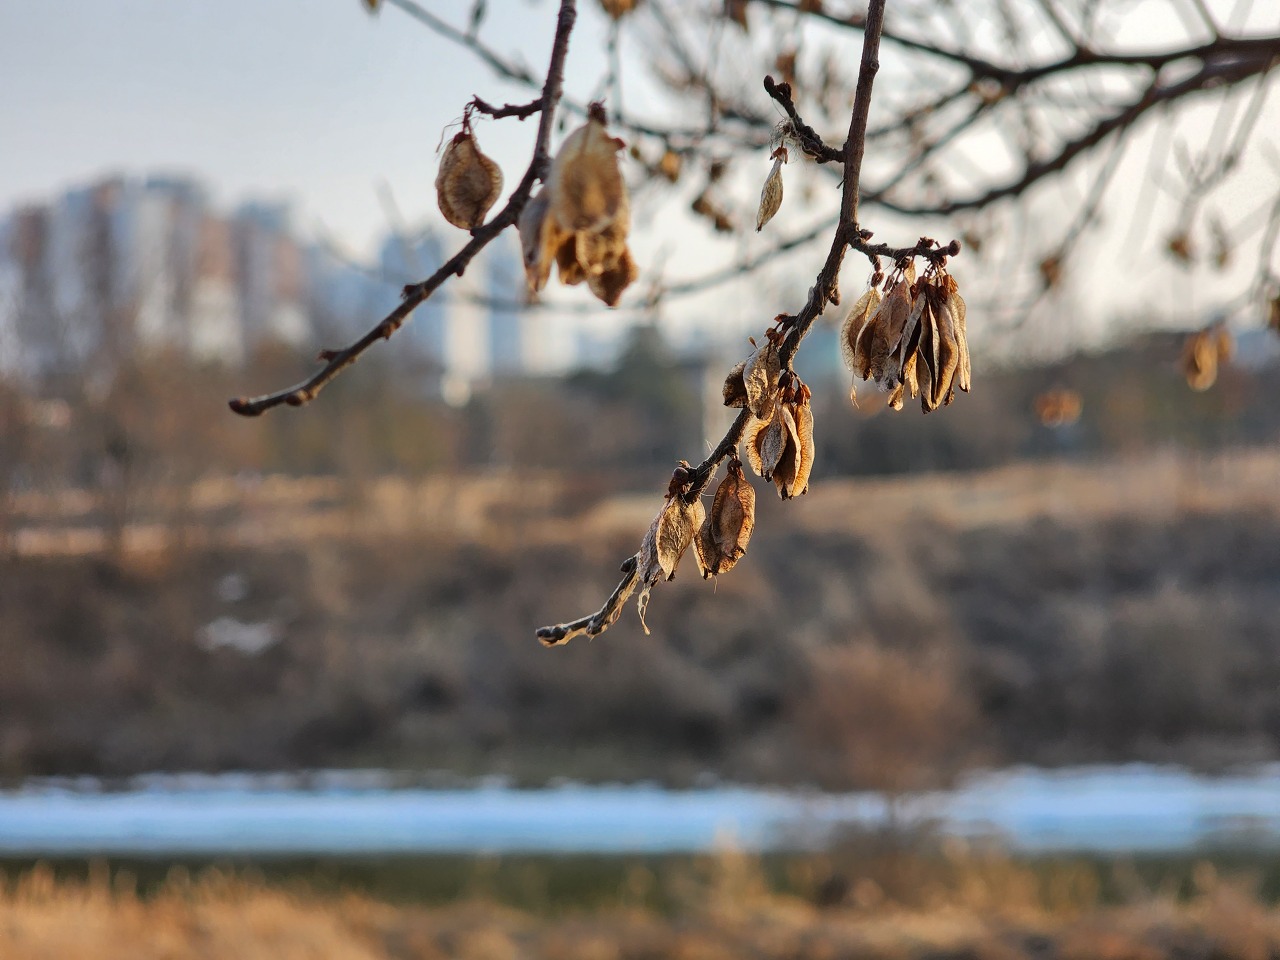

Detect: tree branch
536,0,904,643
228,0,579,417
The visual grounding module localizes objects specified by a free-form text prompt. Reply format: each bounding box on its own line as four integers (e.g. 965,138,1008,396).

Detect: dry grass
10,447,1280,560
4,857,1280,960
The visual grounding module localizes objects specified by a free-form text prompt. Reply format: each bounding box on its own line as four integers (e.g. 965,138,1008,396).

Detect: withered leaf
743,340,780,421
436,131,504,230
722,359,749,407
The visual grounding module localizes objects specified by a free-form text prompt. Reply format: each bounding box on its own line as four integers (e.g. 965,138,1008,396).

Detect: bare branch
228,0,580,417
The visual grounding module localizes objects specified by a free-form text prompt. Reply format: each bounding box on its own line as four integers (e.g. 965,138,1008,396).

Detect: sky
0,0,615,256
2,0,1278,355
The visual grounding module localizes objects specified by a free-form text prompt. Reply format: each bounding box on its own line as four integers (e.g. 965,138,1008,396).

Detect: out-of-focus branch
228,0,579,417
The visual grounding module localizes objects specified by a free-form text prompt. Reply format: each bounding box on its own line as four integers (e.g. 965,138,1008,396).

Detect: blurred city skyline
4,1,1279,358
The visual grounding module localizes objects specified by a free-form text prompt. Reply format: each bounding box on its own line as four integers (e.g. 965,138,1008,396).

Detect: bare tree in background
230,0,1280,640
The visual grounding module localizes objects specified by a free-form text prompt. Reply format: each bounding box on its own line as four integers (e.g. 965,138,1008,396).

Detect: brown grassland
4,850,1280,960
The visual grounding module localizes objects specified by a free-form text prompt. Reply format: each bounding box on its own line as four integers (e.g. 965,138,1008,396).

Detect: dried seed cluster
1181,326,1233,392
436,129,505,230
520,104,637,306
726,337,817,499
841,264,970,413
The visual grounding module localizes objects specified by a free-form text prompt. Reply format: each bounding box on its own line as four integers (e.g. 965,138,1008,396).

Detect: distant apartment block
0,173,540,391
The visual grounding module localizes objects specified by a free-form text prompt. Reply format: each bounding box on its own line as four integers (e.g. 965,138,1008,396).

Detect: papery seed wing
932,295,960,410
743,340,780,421
655,495,697,581
901,320,924,400
712,459,756,560
723,359,749,407
758,411,787,481
694,515,720,579
950,287,971,392
518,190,554,294
870,281,912,385
919,301,942,413
756,156,784,232
792,399,815,497
772,404,801,498
840,288,881,378
549,116,627,234
743,416,769,477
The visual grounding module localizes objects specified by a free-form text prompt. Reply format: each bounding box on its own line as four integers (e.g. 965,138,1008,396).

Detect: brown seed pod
743,339,781,421
791,398,815,497
744,410,785,480
549,111,627,234
710,458,755,568
931,293,960,410
756,155,784,232
948,280,971,393
655,494,703,581
722,359,749,408
839,287,881,379
869,279,913,384
771,404,802,498
436,131,504,230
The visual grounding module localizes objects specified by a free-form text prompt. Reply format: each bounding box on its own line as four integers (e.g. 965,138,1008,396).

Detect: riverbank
4,448,1280,785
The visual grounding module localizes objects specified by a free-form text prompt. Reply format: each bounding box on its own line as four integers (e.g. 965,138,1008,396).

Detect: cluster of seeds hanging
722,335,817,499
630,457,757,633
519,103,637,306
841,263,970,413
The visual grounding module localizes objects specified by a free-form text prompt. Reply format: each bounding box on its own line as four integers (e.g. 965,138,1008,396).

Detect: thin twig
228,0,579,417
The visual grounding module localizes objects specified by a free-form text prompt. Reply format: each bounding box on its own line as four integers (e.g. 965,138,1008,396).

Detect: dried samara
520,103,636,306
694,458,756,577
634,470,705,633
841,266,970,413
436,129,504,230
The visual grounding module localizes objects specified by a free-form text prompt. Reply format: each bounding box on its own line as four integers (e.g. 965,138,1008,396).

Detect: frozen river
1,764,1278,856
